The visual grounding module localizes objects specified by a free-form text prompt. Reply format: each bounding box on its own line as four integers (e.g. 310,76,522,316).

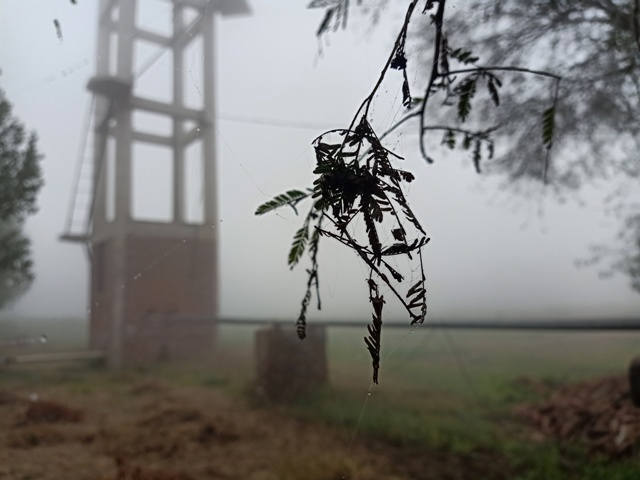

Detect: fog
1,0,639,322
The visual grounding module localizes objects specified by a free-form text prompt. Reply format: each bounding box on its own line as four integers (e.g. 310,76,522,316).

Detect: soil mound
516,375,640,457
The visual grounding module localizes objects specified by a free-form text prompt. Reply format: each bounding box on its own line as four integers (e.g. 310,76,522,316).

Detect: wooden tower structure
61,0,249,366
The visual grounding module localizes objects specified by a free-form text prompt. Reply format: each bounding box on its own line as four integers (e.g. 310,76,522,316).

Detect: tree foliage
446,0,639,189
0,221,34,309
0,87,44,310
445,0,640,293
305,0,640,296
258,0,560,383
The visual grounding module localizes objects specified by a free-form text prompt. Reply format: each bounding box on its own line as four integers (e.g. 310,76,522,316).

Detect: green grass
285,384,640,479
3,319,639,478
277,326,640,478
0,316,88,351
328,327,639,388
505,443,640,480
289,385,499,454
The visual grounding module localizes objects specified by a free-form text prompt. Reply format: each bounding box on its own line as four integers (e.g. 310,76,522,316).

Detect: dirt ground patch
0,369,511,480
516,374,640,457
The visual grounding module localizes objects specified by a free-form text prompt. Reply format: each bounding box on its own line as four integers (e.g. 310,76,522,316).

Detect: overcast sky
1,0,639,323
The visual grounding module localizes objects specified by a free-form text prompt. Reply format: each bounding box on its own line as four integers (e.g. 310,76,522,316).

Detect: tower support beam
80,0,250,366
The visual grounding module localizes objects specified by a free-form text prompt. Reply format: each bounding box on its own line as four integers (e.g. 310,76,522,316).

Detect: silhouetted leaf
316,7,336,37
365,281,384,384
487,79,500,106
408,298,425,310
406,279,423,298
402,75,412,108
53,19,63,40
391,51,407,70
472,139,482,173
457,77,476,122
381,243,409,256
364,211,382,259
440,36,450,73
462,134,472,150
288,223,309,268
542,106,555,149
255,190,309,215
397,169,415,182
392,228,405,241
449,48,479,64
442,129,456,149
296,288,312,339
384,263,404,282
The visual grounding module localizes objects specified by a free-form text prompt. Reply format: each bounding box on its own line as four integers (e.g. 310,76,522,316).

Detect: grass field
216,323,640,479
0,316,87,352
1,317,640,479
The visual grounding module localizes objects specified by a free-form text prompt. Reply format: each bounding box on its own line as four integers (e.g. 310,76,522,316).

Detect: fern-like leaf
487,141,495,159
255,190,309,216
449,48,479,64
472,139,482,173
457,77,476,123
542,107,555,150
296,288,311,340
288,222,309,269
487,79,500,106
315,6,336,37
365,280,384,384
406,279,422,298
442,129,456,149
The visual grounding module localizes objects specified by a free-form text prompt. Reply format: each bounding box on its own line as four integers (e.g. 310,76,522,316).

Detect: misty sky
1,0,639,322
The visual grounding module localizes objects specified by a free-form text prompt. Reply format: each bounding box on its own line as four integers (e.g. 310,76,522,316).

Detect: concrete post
255,325,328,401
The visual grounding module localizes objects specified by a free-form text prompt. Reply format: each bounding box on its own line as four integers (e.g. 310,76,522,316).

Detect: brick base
90,232,217,365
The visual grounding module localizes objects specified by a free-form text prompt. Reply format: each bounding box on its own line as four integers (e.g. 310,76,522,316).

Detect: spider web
0,2,560,478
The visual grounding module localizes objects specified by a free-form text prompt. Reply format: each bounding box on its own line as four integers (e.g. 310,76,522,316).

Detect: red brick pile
516,375,640,457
